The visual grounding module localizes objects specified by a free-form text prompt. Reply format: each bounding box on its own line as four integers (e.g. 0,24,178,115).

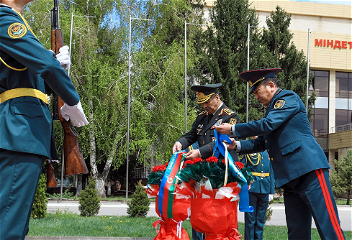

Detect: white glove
268,194,274,202
60,101,89,127
56,45,71,70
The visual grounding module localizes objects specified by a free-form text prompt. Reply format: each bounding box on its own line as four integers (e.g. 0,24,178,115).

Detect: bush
331,150,352,205
79,176,100,217
47,183,75,200
31,174,48,219
127,180,150,217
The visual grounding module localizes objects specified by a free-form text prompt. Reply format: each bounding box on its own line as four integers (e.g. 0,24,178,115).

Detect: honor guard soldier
0,0,88,239
215,68,345,240
240,137,275,240
172,83,240,240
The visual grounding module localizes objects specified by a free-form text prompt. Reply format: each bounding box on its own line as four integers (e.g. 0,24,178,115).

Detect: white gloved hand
268,194,274,202
56,45,71,70
60,101,89,127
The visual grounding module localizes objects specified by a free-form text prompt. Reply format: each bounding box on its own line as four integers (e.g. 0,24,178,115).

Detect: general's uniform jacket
240,150,275,194
178,103,240,161
235,89,330,188
0,5,80,159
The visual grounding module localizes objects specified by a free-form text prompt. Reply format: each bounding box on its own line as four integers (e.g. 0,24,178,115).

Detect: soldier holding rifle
0,0,88,238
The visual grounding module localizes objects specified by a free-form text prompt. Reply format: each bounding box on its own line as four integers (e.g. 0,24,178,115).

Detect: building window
312,70,329,97
335,72,352,127
336,72,352,98
310,108,329,137
310,70,329,138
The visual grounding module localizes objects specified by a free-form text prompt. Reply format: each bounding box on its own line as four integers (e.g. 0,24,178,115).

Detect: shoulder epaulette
223,107,235,116
198,111,207,116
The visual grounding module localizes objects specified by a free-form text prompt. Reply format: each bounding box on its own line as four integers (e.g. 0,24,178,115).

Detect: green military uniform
240,150,275,240
0,4,80,239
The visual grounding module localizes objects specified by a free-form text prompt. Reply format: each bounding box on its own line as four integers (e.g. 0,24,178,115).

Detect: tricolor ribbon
158,151,186,219
213,130,254,213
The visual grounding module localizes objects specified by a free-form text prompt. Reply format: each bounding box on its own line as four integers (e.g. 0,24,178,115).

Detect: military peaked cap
191,83,222,104
240,68,281,93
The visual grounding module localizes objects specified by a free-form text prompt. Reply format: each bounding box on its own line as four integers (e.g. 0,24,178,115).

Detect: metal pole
306,28,310,113
184,21,187,133
60,151,64,202
126,15,132,202
68,12,74,76
246,23,250,123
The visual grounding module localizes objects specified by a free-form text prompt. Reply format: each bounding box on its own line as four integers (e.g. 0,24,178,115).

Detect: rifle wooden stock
51,16,88,177
57,97,89,177
46,159,58,188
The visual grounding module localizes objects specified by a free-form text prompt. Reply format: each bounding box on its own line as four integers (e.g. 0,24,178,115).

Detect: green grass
28,210,351,239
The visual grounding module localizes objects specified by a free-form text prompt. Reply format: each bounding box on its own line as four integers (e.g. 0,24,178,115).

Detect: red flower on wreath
184,160,194,166
206,156,219,163
235,162,244,170
193,158,203,164
152,165,167,172
221,159,244,170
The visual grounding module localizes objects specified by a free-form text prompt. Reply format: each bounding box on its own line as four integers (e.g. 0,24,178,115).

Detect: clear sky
290,0,351,5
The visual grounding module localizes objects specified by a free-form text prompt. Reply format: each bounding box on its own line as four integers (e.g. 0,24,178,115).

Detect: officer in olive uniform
172,83,240,240
0,1,88,239
215,68,345,240
240,144,275,240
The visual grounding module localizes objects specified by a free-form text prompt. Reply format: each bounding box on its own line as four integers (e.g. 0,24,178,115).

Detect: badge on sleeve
229,118,237,125
8,23,27,38
274,100,285,109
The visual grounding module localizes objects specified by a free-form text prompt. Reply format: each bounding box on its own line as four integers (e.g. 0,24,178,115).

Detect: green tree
261,6,315,116
31,174,48,219
127,180,150,217
331,150,352,205
24,0,206,197
125,0,204,164
79,176,101,216
201,0,265,122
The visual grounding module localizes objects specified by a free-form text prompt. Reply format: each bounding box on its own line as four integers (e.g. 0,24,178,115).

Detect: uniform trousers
244,192,269,240
0,149,44,240
283,168,345,240
192,227,205,240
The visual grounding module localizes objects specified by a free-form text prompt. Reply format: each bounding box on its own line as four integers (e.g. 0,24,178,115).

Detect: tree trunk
107,181,111,196
89,102,121,198
347,189,350,205
75,175,83,196
95,177,106,198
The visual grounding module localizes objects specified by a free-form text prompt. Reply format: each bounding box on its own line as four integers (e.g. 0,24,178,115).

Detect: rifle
50,0,89,182
46,159,58,188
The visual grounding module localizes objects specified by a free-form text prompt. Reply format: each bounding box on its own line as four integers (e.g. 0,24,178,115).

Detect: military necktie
208,114,213,124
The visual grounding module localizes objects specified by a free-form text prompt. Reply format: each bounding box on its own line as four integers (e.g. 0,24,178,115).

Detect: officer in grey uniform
172,83,240,240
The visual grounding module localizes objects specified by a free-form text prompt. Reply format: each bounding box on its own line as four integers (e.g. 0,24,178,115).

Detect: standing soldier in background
0,0,88,239
172,83,240,240
240,136,275,240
